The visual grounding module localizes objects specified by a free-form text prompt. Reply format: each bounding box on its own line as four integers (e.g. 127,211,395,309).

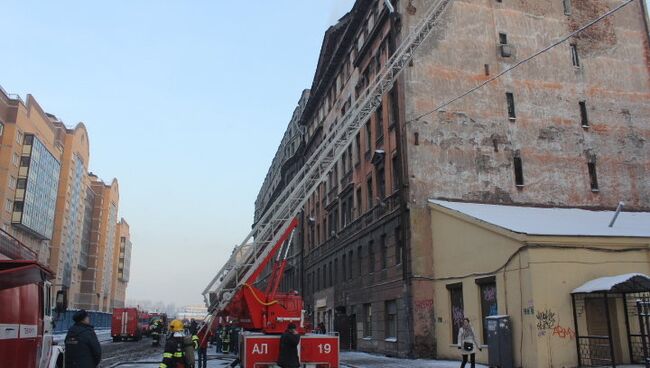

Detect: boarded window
580,101,589,127
588,161,599,191
477,277,498,342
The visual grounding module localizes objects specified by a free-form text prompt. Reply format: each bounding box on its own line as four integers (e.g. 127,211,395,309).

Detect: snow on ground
53,328,112,344
111,353,234,367
341,351,487,368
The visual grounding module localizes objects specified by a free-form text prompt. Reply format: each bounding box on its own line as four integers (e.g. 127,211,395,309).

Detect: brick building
257,0,650,359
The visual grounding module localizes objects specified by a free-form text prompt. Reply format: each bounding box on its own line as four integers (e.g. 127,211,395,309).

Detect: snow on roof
429,200,650,237
572,273,650,294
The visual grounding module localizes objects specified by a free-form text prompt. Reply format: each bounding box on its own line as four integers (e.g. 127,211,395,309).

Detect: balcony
0,229,36,260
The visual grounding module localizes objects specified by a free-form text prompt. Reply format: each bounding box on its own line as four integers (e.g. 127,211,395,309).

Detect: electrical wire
408,0,636,123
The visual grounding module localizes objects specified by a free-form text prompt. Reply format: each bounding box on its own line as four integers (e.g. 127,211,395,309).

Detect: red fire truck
200,218,339,368
0,230,66,368
111,308,143,342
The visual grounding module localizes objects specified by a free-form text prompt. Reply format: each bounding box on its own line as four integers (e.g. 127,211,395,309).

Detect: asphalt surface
99,337,163,368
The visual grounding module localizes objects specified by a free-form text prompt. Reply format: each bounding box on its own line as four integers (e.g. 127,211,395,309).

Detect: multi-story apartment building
110,218,132,308
78,176,119,312
257,0,650,363
0,88,63,266
49,120,91,302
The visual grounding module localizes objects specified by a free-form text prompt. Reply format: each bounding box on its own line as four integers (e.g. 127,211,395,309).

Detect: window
367,176,374,209
499,33,508,45
0,122,4,136
323,264,327,288
395,227,402,265
514,155,524,187
588,161,599,191
385,300,397,340
484,64,490,76
363,303,373,338
579,101,589,127
348,250,353,280
334,258,338,284
20,156,30,167
563,0,572,15
366,122,372,154
355,134,361,164
5,199,12,212
328,261,333,287
377,166,386,199
414,132,419,146
506,92,516,120
357,245,363,276
368,240,375,273
570,44,580,67
12,153,19,167
380,234,387,269
16,129,23,144
392,154,400,192
342,254,347,281
8,176,16,190
376,103,384,140
389,88,399,127
356,187,362,217
448,283,464,344
477,277,498,343
317,267,321,290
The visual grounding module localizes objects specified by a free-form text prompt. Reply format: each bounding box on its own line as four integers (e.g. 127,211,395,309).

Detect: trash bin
486,315,513,368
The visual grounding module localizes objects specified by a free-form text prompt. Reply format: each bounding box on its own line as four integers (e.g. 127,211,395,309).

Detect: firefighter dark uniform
221,326,231,354
161,320,189,368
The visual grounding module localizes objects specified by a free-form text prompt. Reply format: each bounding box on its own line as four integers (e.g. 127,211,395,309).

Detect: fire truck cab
0,259,65,368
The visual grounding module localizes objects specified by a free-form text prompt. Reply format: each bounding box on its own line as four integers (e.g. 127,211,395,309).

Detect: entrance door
334,313,351,349
586,297,625,364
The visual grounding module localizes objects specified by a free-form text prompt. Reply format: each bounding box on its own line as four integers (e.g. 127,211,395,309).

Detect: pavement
340,351,487,368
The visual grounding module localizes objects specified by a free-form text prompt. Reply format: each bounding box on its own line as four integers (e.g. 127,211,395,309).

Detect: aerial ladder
200,0,454,366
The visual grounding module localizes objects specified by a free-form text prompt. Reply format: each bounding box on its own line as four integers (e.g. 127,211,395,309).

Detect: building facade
256,0,650,361
78,177,119,312
110,218,132,308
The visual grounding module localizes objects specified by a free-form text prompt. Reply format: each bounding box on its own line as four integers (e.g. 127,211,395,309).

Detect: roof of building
429,200,650,237
572,273,650,294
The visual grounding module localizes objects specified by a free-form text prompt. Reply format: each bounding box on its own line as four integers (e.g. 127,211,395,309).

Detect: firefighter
196,326,212,368
183,331,198,368
160,319,190,368
151,319,163,347
220,325,231,354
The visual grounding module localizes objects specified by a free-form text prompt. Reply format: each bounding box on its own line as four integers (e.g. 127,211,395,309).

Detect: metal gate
636,299,650,368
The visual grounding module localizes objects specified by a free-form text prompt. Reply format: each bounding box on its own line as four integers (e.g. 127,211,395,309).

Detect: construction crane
201,0,453,366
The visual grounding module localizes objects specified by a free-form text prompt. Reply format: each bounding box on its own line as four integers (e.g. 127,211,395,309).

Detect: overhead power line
409,0,636,123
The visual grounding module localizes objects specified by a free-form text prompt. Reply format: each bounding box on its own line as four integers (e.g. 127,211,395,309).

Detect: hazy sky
1,0,354,306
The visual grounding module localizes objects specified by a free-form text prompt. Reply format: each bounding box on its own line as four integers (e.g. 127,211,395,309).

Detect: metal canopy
572,273,650,294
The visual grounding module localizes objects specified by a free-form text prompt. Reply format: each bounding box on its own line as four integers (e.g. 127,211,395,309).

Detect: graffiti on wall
552,325,576,339
414,299,434,312
452,306,465,327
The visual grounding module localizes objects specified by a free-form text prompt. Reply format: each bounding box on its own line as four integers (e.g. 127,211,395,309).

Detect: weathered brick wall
402,0,650,210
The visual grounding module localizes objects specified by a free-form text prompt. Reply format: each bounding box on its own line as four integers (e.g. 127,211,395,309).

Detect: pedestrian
457,318,482,368
196,326,212,368
160,319,191,368
317,322,326,334
190,319,199,335
215,324,223,353
230,326,239,355
64,310,102,368
277,323,300,368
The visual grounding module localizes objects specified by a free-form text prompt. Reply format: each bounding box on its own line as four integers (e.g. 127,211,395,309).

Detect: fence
54,309,112,334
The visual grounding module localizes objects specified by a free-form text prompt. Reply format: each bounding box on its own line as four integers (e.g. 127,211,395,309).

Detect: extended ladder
202,0,454,311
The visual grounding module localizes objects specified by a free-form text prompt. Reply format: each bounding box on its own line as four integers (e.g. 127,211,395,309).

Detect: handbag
463,342,474,352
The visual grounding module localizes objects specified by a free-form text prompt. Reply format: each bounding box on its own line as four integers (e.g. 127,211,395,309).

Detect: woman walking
457,318,481,368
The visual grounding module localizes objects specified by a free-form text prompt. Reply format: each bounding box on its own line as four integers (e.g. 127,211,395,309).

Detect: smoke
328,0,355,25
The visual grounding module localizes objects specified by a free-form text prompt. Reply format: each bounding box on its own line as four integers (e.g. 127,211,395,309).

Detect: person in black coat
277,323,300,368
64,310,102,368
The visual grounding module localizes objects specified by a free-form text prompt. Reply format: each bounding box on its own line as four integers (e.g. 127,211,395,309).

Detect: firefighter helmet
169,319,184,332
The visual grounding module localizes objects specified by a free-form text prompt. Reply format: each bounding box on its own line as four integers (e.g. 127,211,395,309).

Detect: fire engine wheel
113,337,121,343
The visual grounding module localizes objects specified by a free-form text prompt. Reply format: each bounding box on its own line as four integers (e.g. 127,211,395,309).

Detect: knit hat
73,309,89,323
